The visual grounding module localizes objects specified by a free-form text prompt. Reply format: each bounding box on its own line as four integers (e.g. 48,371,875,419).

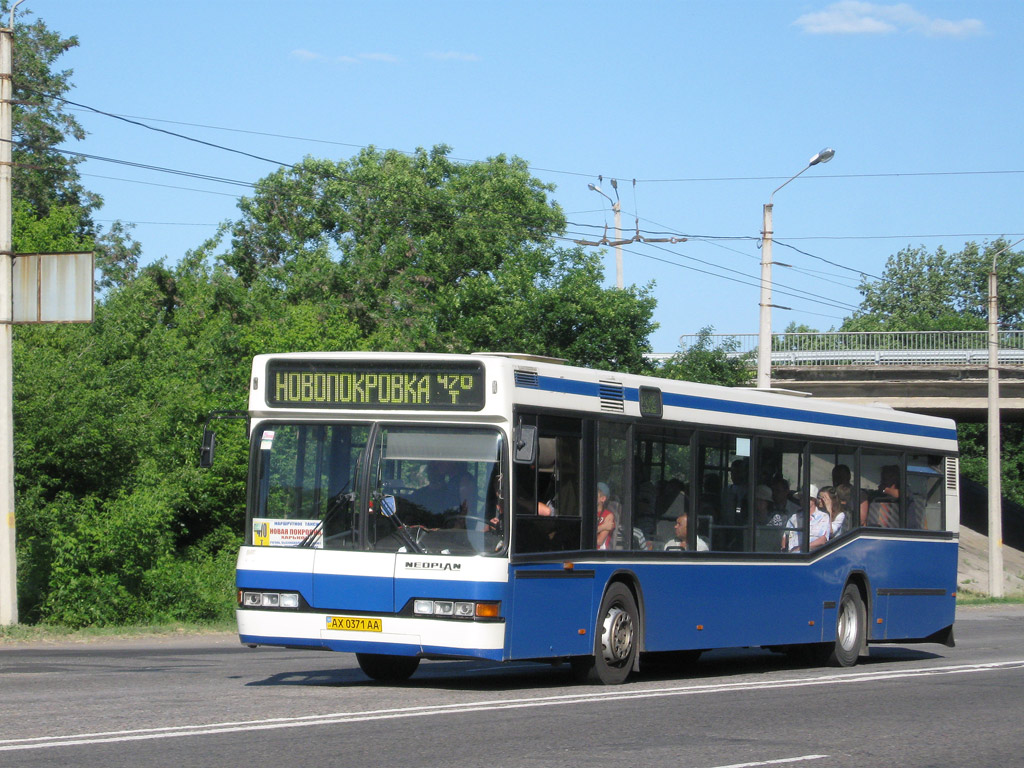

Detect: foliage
225,147,657,370
652,327,754,387
6,8,658,628
11,142,657,626
843,240,1024,332
7,2,96,219
843,239,1024,508
957,423,1024,515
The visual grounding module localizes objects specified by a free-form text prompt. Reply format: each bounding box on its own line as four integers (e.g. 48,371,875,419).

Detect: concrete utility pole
0,2,22,625
987,256,1004,597
588,181,623,289
756,148,835,389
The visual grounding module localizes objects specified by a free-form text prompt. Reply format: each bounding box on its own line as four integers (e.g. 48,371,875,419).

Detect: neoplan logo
405,561,462,571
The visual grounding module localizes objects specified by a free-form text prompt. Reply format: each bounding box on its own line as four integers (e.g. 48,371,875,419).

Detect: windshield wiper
378,494,425,554
299,486,352,548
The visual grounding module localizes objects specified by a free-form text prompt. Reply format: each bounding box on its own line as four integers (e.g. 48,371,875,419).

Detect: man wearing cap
596,482,616,550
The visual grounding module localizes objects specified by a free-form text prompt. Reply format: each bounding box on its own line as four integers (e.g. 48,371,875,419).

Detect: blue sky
29,1,1024,352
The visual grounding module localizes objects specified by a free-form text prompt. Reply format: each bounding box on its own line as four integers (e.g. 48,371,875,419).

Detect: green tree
653,327,753,386
7,7,660,626
7,2,141,288
7,2,96,219
842,239,1024,510
225,146,657,370
843,240,1024,332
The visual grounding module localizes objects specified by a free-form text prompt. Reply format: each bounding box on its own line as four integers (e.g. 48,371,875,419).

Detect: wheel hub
601,606,634,664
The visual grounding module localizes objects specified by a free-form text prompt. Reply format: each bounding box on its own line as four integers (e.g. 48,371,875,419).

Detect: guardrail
663,331,1024,366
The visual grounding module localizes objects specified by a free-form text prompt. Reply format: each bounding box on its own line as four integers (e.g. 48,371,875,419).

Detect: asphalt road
1,604,1022,768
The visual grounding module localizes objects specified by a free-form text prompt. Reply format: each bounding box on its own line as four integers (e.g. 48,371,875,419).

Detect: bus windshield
369,426,504,555
251,423,504,555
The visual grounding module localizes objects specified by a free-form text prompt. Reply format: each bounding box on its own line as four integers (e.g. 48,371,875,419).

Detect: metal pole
756,202,773,388
987,265,1004,597
0,12,17,625
612,200,623,290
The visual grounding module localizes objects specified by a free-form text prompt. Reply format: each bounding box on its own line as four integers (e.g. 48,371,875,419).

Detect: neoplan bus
205,352,959,684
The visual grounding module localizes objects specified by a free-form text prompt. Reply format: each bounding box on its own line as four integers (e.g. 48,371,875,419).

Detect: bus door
509,417,594,659
302,424,398,613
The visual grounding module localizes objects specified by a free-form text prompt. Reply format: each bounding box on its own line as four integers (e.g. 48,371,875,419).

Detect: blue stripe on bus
529,375,957,442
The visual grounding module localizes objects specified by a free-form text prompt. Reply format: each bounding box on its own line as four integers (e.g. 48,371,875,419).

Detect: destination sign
266,360,486,410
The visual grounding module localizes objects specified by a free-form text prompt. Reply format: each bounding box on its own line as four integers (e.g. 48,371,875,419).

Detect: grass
956,590,1024,605
0,619,237,645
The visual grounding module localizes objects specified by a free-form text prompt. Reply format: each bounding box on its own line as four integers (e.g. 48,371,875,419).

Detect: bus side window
862,452,904,528
513,417,582,553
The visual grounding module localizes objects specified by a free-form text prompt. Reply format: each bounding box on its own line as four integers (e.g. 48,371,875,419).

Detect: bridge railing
669,331,1024,366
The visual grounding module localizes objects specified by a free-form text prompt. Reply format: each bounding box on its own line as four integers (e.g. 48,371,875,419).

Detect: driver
409,461,476,526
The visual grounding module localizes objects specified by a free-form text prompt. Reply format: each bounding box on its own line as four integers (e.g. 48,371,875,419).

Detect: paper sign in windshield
252,518,321,547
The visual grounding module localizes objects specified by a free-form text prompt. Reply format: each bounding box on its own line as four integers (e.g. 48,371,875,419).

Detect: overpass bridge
658,331,1024,422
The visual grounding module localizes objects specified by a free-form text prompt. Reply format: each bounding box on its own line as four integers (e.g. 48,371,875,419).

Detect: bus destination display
266,361,485,410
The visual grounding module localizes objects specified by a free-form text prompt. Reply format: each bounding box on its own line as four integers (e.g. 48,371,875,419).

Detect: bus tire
828,583,866,667
579,582,639,685
356,653,420,682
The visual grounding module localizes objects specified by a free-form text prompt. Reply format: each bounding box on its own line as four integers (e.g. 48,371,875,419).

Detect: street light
757,148,835,389
588,179,623,289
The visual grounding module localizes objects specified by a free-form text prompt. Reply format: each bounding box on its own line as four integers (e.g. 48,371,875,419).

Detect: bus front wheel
356,653,420,682
574,582,639,685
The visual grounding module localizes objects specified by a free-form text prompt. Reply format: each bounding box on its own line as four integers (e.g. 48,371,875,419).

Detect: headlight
240,591,300,609
413,599,501,619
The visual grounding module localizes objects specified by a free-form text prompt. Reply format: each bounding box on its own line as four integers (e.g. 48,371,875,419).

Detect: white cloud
427,51,481,62
290,49,327,62
358,52,401,63
794,2,985,37
290,50,400,65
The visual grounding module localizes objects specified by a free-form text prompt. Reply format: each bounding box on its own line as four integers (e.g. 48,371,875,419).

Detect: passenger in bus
634,478,659,539
596,482,617,550
754,484,773,523
725,459,750,524
766,477,799,527
818,486,845,537
826,485,850,537
866,465,900,527
832,463,852,489
664,513,709,551
784,484,831,551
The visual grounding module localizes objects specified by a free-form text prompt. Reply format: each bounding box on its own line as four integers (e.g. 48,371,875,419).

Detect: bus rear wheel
827,583,866,667
574,582,639,685
356,653,420,682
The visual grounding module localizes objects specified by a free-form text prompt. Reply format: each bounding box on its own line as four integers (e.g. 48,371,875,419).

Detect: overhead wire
28,94,1022,319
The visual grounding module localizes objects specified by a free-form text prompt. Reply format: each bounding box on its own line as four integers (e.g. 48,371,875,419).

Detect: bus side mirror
199,428,217,468
380,495,397,518
513,424,537,464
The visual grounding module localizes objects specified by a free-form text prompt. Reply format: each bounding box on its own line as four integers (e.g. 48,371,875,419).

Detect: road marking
2,659,1022,752
710,757,828,768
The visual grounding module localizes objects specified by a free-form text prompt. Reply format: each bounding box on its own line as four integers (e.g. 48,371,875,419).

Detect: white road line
710,757,828,768
2,659,1022,752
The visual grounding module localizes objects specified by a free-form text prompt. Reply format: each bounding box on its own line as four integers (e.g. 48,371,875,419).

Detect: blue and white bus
223,351,958,684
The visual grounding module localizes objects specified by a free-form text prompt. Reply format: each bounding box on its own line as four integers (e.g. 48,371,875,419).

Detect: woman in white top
819,486,845,538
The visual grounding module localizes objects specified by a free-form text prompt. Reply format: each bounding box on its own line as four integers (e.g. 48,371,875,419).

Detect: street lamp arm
768,147,835,205
769,163,811,206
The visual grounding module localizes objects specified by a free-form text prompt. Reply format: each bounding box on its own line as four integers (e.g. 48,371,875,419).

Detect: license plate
326,616,383,632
